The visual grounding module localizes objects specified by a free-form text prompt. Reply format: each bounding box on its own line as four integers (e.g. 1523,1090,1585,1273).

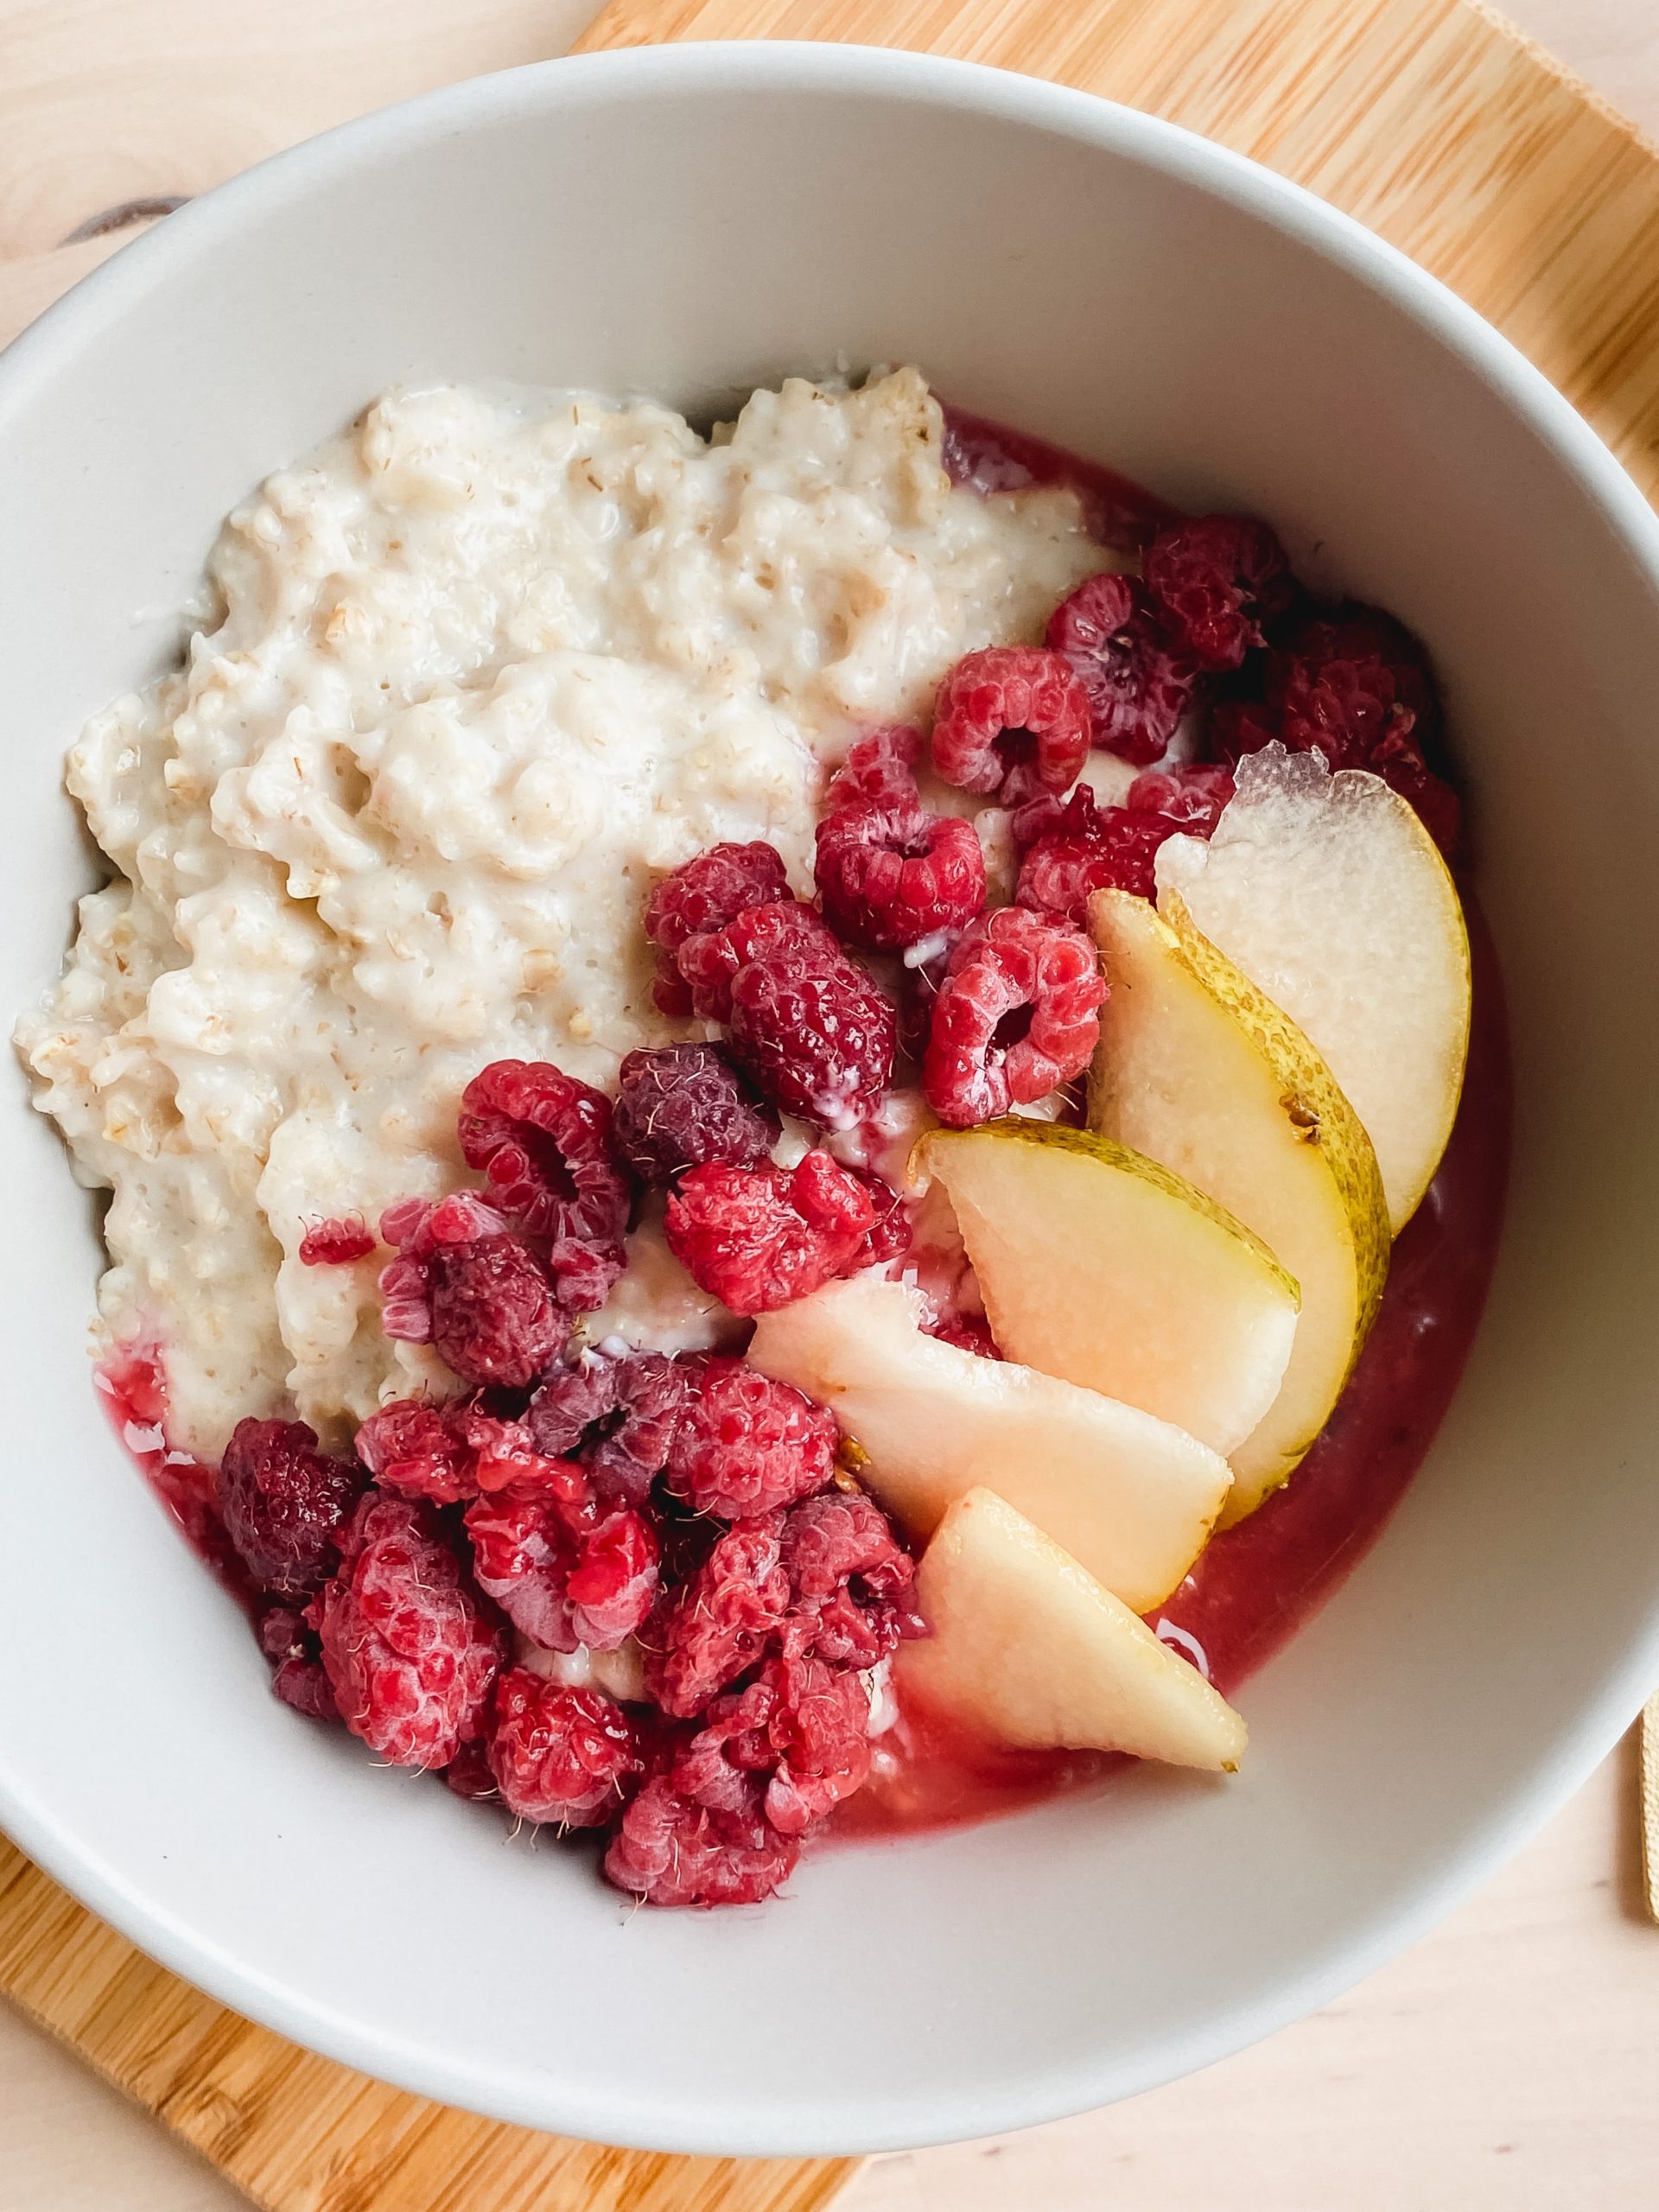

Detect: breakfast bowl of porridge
4,40,1659,2157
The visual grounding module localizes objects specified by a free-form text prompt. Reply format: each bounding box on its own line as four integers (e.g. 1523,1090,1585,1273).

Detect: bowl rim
5,36,1659,2158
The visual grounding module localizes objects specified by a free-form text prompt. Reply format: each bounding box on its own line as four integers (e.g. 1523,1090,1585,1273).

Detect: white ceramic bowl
4,41,1659,2159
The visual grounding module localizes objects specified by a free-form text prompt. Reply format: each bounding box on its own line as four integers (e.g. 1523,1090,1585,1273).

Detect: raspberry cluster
217,1327,919,1905
907,512,1455,1117
1012,764,1236,925
664,1152,882,1315
1211,602,1461,855
664,894,899,1127
1037,518,1456,852
1044,574,1198,766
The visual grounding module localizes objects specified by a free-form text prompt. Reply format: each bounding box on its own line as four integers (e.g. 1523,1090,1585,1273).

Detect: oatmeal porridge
16,368,1111,1461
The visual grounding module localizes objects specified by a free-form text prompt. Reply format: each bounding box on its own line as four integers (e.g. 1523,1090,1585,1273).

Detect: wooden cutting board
0,1836,851,2212
5,3,1658,2209
578,0,1659,499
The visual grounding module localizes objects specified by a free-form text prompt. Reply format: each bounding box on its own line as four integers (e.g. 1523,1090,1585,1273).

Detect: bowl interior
3,45,1659,2156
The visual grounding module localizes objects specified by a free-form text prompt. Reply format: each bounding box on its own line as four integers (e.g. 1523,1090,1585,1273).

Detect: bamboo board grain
576,0,1659,501
0,1834,854,2212
5,4,1659,2211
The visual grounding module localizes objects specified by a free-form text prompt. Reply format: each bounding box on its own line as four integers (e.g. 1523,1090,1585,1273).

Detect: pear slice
897,1488,1247,1770
1155,745,1471,1232
748,1274,1230,1613
912,1119,1299,1458
1088,888,1389,1524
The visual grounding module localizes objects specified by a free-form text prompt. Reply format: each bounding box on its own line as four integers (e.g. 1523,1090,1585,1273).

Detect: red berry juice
94,1338,252,1605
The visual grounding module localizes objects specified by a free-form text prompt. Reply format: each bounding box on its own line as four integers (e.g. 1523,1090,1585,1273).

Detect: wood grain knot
60,195,191,245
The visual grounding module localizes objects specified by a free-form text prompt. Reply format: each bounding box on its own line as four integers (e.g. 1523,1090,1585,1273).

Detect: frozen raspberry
1007,789,1065,849
931,645,1091,803
257,1604,339,1721
565,1507,660,1648
316,1491,501,1769
272,1656,338,1722
463,1459,594,1651
779,1491,921,1669
801,1584,911,1670
486,1669,643,1827
1224,605,1438,759
603,1777,798,1907
457,1060,628,1306
376,1198,494,1343
426,1235,565,1390
814,803,985,951
666,1357,838,1519
727,942,896,1127
353,1395,557,1504
1213,604,1460,855
923,906,1106,1128
645,1516,791,1718
526,1351,626,1455
850,1169,912,1268
824,724,924,812
612,1043,779,1186
509,1249,604,1337
1298,607,1440,751
381,1191,509,1251
676,899,840,1025
1015,786,1170,917
664,1152,875,1315
668,1649,874,1837
454,1403,559,1493
780,1489,913,1604
298,1217,376,1266
376,1192,512,1342
582,1353,692,1505
675,900,897,1125
1142,515,1294,670
1045,572,1199,765
757,1650,873,1836
463,1459,653,1653
1016,767,1235,921
257,1603,309,1664
671,1677,777,1816
525,1349,690,1504
444,1738,499,1802
651,944,696,1019
1126,761,1236,834
645,842,792,955
219,1418,365,1598
354,1400,476,1504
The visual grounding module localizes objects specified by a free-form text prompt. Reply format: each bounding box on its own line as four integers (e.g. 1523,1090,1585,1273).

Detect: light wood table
3,3,1656,2204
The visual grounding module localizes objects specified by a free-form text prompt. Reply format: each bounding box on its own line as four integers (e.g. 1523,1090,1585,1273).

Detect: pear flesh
1088,888,1389,1523
748,1274,1231,1614
896,1488,1248,1770
1155,745,1471,1233
912,1119,1299,1459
